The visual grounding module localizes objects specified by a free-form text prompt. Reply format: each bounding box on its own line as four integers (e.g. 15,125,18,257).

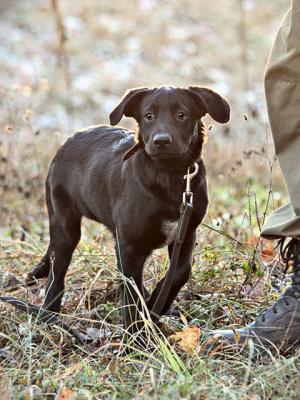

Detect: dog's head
110,86,230,163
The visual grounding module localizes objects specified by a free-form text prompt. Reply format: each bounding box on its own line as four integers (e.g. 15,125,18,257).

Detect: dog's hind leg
26,250,51,285
27,177,55,285
39,183,82,313
43,210,81,313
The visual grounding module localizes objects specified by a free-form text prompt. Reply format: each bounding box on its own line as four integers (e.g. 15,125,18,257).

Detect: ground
1,0,300,399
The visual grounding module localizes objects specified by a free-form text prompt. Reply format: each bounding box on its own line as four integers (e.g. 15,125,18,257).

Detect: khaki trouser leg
261,0,300,239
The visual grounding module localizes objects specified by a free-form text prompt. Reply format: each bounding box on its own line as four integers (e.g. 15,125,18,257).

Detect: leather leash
150,162,199,322
0,295,84,344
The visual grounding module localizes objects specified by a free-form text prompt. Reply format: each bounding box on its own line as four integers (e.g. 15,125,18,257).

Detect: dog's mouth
150,155,191,173
144,143,188,165
146,148,184,160
150,152,180,160
147,151,191,171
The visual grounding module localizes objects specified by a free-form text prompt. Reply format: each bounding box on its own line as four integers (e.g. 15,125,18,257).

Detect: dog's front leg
115,241,150,335
147,229,196,321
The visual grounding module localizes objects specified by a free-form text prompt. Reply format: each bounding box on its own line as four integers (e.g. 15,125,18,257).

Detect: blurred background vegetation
0,0,288,238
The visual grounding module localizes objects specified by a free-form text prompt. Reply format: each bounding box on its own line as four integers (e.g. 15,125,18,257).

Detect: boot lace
278,237,300,297
260,238,300,323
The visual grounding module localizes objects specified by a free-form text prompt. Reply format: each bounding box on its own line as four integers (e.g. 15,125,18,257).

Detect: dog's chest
161,220,179,245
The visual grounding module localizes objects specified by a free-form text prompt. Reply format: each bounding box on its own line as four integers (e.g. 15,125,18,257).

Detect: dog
26,85,230,335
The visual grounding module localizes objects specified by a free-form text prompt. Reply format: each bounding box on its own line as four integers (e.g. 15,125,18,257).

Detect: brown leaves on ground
170,326,201,355
58,387,76,400
247,237,276,263
261,240,276,262
169,326,238,357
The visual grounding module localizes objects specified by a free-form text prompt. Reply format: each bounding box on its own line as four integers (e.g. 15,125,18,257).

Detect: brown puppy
26,86,230,335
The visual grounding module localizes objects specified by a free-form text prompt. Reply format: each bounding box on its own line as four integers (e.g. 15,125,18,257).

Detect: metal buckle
183,191,193,206
183,162,199,206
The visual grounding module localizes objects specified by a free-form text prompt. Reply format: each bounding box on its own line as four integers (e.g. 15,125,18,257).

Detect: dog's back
47,126,134,228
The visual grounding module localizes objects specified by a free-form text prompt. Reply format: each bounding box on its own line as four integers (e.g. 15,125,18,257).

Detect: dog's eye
176,112,188,121
144,112,155,122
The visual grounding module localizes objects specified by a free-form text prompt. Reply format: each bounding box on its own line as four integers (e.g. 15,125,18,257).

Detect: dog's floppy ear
187,86,230,123
109,87,151,126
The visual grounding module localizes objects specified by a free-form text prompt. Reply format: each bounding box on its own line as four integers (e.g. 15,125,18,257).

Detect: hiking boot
210,238,300,350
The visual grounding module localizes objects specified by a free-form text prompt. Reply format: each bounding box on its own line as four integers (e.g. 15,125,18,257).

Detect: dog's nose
153,133,172,147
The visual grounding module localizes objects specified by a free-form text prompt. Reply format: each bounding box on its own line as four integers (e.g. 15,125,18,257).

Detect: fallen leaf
247,236,258,247
261,240,274,262
58,387,76,400
248,238,275,262
170,326,200,355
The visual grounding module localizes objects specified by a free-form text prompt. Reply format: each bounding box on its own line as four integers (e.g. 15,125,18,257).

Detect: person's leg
210,1,300,349
262,0,300,239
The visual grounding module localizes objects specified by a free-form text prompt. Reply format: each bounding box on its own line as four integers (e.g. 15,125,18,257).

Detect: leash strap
0,295,84,344
150,162,199,321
